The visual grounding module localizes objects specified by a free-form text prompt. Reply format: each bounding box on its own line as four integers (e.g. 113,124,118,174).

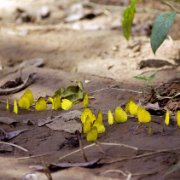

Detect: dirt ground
0,0,180,180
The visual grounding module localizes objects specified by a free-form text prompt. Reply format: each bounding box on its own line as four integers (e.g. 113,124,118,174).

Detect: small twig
76,130,88,162
100,142,138,151
95,141,106,155
89,87,146,95
101,169,128,177
58,142,138,161
58,143,95,161
0,141,28,152
156,92,180,100
107,147,180,164
101,169,157,178
162,0,180,13
18,152,52,160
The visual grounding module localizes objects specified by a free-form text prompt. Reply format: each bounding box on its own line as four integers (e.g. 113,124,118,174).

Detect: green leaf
122,0,137,40
150,12,176,54
54,83,84,103
133,73,156,82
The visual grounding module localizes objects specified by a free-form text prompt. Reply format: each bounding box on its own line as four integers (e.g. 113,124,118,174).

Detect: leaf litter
46,110,82,133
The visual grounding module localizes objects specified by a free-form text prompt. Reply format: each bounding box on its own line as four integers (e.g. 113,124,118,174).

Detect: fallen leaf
0,128,27,141
0,117,18,125
46,110,82,133
54,84,83,103
38,116,53,127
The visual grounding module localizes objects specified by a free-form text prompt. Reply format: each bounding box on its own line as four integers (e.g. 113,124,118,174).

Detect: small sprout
18,96,31,110
165,109,170,126
108,110,114,125
61,99,73,110
86,127,98,142
83,116,92,134
83,93,89,108
6,99,9,111
176,111,180,127
125,99,138,116
13,99,18,114
148,125,152,135
114,106,128,123
35,97,47,111
137,106,151,123
133,73,156,84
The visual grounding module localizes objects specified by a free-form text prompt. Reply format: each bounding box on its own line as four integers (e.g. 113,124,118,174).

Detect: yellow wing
93,121,106,133
114,106,127,123
125,99,139,116
83,93,89,108
23,89,34,105
13,99,18,114
108,110,114,125
83,116,92,134
61,99,73,110
18,96,31,110
86,127,98,142
35,97,47,111
176,111,180,127
137,106,151,123
6,99,9,111
53,95,61,110
165,109,170,126
81,108,95,124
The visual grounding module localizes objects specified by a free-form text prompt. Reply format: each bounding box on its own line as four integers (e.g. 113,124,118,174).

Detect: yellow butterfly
114,106,127,123
176,111,180,127
52,95,61,110
81,108,95,124
83,116,92,134
18,95,31,110
93,121,106,133
125,99,139,116
165,109,170,126
48,97,54,108
6,99,9,111
86,127,98,142
83,93,89,108
61,99,73,110
23,89,34,105
108,110,114,125
96,111,103,123
13,99,18,114
137,106,151,123
35,97,47,111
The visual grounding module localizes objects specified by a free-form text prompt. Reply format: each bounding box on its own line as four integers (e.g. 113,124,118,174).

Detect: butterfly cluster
5,88,180,143
81,95,180,142
7,89,73,114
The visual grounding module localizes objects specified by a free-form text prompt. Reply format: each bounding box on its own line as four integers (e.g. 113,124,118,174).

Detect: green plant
122,0,179,53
